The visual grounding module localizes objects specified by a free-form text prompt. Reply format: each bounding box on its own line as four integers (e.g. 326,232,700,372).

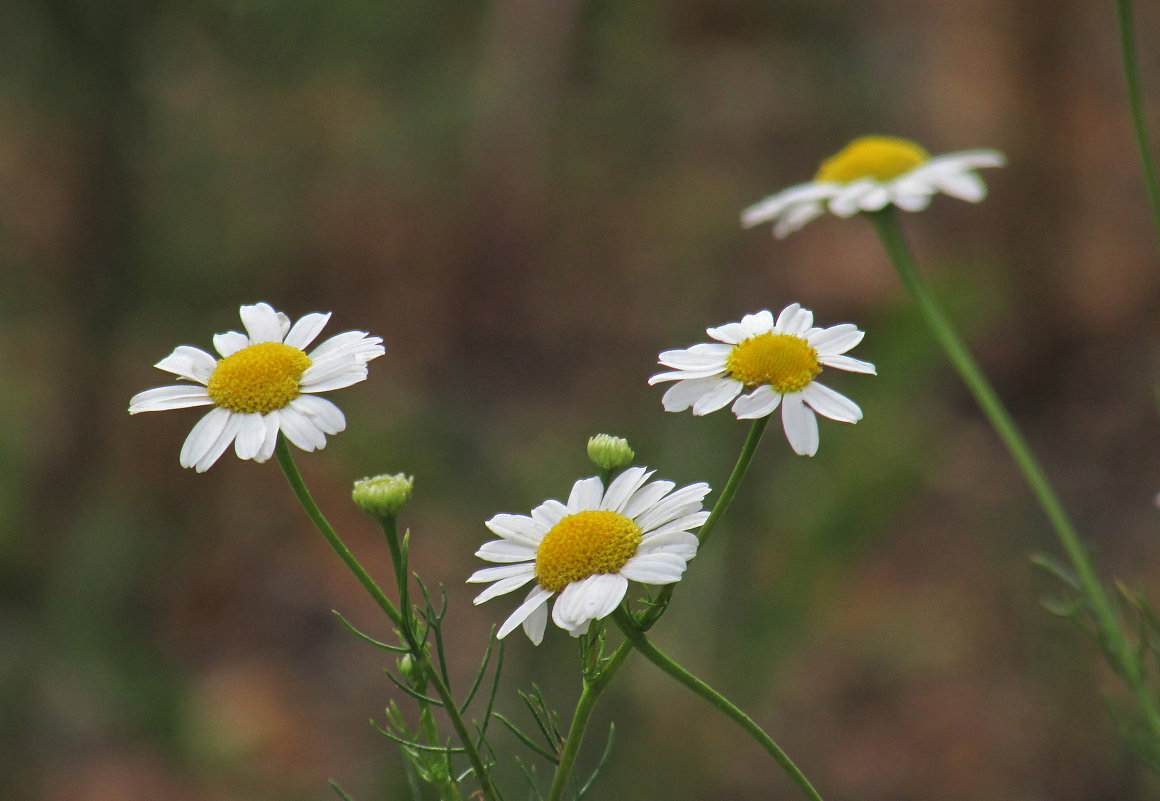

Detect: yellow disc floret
535,510,643,593
815,135,930,184
206,341,312,414
726,332,821,393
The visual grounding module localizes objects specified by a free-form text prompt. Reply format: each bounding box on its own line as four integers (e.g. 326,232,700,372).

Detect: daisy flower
742,135,1005,238
129,302,384,472
649,304,875,456
468,466,710,644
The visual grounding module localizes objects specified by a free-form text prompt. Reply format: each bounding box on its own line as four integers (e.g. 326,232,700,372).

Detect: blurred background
4,0,1160,799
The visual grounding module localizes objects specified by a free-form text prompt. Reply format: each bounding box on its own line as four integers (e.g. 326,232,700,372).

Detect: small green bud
587,434,635,471
396,653,423,686
352,473,414,519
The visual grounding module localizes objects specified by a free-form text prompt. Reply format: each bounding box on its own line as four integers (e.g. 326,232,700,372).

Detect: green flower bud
586,434,635,471
352,473,414,520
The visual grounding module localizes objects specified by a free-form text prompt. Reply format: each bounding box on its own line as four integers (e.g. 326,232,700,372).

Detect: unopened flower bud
352,473,414,520
587,434,635,471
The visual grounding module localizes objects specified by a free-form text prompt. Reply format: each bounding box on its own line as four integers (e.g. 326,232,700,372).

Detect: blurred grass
3,1,1160,799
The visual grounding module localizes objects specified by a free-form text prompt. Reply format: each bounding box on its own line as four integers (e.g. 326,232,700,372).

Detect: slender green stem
867,210,1160,740
639,417,769,630
1115,0,1160,259
546,641,633,801
273,438,500,801
613,609,824,801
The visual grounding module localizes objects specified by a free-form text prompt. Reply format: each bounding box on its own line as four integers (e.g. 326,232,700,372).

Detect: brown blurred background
4,0,1160,799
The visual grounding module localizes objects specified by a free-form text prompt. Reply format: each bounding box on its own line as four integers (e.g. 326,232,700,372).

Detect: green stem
1115,0,1160,260
867,209,1160,740
638,417,769,630
546,641,633,801
613,609,824,801
273,438,500,801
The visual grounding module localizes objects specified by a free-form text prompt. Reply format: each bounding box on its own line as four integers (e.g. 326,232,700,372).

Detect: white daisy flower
742,135,1005,238
649,304,875,456
129,302,385,472
468,467,710,644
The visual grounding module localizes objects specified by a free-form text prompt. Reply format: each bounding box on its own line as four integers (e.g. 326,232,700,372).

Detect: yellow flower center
534,509,642,593
726,332,821,393
206,341,312,414
814,135,930,183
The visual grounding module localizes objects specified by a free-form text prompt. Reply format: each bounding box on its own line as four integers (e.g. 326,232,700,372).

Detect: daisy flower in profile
468,467,710,644
742,135,1005,238
649,304,875,456
129,302,384,472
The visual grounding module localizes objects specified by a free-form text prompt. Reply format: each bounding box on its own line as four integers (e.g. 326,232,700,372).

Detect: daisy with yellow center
741,135,1005,238
649,304,875,456
129,302,385,472
468,466,710,644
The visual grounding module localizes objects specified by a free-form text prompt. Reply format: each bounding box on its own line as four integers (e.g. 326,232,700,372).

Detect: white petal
470,572,537,605
828,180,880,217
307,330,385,366
636,529,700,558
691,378,744,416
154,346,217,382
775,303,813,335
233,413,268,460
657,342,732,370
774,201,825,238
620,479,676,520
857,184,892,211
468,563,537,584
300,363,370,393
634,482,711,533
552,573,627,632
891,192,934,212
530,499,568,529
739,310,775,338
180,408,243,472
284,312,332,350
213,331,250,357
240,302,290,343
649,365,727,384
277,404,328,452
808,323,864,356
731,385,781,419
567,476,605,512
484,514,546,548
801,382,862,423
128,385,214,413
819,353,877,374
256,413,281,462
522,601,549,644
781,394,819,456
475,539,538,563
289,394,346,435
601,467,652,512
640,515,709,546
660,376,732,412
619,552,690,584
741,181,839,228
705,321,746,344
496,586,553,641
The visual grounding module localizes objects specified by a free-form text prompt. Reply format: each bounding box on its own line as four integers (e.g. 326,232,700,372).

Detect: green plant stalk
1115,0,1160,259
273,438,500,801
638,417,769,630
545,640,633,801
613,609,824,801
866,209,1160,741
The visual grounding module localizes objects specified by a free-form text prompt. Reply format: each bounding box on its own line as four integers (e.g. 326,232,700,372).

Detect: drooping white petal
496,586,554,641
808,323,864,356
633,483,712,533
740,181,839,228
288,394,346,435
802,382,863,423
774,201,826,238
233,413,268,460
659,376,731,411
690,378,744,416
828,179,880,217
467,563,537,584
781,394,820,456
731,385,781,419
179,407,234,470
470,571,537,605
551,573,627,633
277,403,328,452
619,552,690,585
